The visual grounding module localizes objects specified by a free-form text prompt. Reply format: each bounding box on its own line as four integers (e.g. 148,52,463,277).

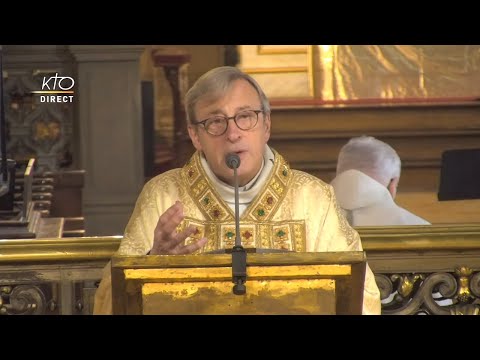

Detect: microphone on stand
225,153,247,295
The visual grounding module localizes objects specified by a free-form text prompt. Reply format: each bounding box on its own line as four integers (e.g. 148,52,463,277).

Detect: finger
153,202,185,245
176,237,208,255
169,225,199,249
157,201,182,226
151,202,184,254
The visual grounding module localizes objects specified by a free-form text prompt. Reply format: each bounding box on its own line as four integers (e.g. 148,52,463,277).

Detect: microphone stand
231,164,247,295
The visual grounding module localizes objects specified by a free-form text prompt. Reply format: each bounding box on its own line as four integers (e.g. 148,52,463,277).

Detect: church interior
1,45,480,315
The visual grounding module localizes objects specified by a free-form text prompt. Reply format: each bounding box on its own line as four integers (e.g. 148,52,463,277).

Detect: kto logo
42,73,75,91
32,73,75,103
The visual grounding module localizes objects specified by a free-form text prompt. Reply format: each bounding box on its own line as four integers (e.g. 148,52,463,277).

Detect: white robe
331,170,446,308
330,169,430,226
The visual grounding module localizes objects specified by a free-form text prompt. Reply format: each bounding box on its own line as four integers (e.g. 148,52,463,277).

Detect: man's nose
225,118,242,141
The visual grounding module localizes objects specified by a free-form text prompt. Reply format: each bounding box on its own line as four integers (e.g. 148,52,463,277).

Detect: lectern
111,251,366,315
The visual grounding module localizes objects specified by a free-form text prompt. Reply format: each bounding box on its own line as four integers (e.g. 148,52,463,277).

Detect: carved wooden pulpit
111,251,366,315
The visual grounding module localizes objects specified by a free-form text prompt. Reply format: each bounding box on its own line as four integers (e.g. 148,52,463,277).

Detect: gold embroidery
220,225,256,248
293,223,306,252
209,204,228,221
332,194,356,246
182,150,293,223
185,222,205,245
185,163,199,184
246,151,291,221
241,228,255,246
204,224,218,252
182,152,233,221
259,224,271,248
179,150,306,252
275,227,289,241
200,192,213,209
180,217,306,253
173,220,206,255
191,179,208,198
270,178,284,196
272,226,290,250
223,226,236,247
251,191,277,221
278,164,290,185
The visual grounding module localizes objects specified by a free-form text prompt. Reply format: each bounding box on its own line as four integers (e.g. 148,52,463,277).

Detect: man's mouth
233,150,247,155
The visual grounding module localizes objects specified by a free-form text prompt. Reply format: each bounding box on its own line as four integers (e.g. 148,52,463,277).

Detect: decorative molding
257,45,308,55
0,236,121,263
243,67,308,74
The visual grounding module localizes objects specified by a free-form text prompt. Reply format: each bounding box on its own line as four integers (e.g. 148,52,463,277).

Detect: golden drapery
312,45,480,101
239,45,480,102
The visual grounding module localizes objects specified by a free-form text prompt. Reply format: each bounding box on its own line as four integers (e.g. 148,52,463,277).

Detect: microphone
225,153,247,295
225,153,240,169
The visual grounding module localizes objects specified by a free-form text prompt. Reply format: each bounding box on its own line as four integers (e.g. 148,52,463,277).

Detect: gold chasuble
179,151,306,252
94,149,381,315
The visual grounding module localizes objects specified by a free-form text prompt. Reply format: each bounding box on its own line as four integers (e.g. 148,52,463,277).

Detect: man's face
188,79,271,187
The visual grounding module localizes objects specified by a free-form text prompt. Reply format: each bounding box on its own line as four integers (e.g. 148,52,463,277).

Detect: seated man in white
330,135,430,227
330,136,451,309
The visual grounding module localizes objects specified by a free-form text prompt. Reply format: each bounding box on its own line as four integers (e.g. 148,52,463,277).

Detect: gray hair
336,136,401,186
184,66,270,124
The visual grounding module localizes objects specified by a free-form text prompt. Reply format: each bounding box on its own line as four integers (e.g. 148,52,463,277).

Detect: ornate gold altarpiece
110,252,366,315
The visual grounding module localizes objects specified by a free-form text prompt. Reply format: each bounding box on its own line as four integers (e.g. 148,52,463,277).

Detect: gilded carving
376,270,480,315
0,285,47,315
454,267,473,303
393,274,425,298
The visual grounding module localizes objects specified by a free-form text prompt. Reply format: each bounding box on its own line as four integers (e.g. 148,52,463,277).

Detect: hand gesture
149,201,207,255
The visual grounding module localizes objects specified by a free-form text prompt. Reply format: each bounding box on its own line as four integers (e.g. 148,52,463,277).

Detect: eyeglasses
191,109,263,136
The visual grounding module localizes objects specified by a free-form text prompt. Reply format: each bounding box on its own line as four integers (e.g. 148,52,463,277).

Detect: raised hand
149,201,207,255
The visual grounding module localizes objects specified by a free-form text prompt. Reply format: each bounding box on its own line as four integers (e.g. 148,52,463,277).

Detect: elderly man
94,66,381,315
331,135,430,226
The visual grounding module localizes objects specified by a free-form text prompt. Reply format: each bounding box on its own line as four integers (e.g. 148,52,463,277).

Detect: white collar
200,145,275,205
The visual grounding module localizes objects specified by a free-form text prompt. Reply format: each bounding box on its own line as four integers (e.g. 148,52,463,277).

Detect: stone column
70,45,145,236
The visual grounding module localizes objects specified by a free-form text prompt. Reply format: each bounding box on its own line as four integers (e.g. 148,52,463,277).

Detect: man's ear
387,177,399,199
263,112,271,142
188,125,202,151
